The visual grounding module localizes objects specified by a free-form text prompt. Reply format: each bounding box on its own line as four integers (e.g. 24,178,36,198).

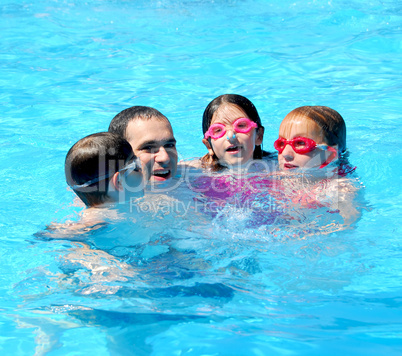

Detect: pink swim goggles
204,117,258,140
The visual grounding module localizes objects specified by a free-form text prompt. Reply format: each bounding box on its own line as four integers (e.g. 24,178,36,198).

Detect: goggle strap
71,159,140,190
71,173,111,190
319,147,337,169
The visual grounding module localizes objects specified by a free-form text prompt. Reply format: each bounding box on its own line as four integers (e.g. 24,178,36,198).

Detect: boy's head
108,106,178,183
65,132,143,207
275,106,346,170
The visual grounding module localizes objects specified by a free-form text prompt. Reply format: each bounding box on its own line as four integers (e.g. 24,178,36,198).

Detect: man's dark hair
108,106,169,139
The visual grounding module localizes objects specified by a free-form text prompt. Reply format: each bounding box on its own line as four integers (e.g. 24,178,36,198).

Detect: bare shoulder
178,158,202,169
37,208,121,240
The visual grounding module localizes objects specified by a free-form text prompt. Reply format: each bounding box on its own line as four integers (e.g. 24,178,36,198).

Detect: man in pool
108,106,178,185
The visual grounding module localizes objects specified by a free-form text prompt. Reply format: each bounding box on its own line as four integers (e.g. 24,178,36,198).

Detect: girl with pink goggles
204,117,258,140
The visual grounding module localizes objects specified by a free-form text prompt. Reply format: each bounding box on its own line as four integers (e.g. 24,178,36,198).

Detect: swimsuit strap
337,163,357,177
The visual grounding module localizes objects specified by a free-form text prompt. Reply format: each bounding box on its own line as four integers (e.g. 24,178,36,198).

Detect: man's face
125,118,178,183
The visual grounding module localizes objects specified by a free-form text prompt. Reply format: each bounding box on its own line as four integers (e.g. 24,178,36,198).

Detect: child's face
203,103,263,168
277,116,335,170
125,118,178,183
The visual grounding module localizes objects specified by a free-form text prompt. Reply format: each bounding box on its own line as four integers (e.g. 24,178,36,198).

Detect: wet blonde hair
281,106,346,153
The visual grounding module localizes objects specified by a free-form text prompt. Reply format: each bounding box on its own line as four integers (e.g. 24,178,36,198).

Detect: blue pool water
1,0,401,354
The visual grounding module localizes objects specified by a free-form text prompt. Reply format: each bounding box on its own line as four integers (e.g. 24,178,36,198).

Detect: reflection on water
17,167,370,353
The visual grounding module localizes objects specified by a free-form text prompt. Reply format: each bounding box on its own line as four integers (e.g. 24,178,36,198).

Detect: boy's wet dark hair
108,106,170,139
65,132,133,207
201,94,270,170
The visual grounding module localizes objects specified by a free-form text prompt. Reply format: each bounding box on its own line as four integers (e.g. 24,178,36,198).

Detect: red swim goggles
274,136,320,154
274,136,337,168
204,118,258,140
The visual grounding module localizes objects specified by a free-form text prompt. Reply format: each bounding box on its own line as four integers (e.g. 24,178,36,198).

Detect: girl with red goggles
274,106,347,171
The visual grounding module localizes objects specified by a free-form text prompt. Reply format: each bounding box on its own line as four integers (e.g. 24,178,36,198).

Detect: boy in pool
108,106,178,184
38,133,145,289
65,132,144,207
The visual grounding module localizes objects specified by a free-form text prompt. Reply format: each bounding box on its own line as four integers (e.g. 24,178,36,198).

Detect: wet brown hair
65,132,133,207
108,106,170,140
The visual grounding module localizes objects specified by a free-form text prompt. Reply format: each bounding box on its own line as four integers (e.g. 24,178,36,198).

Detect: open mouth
152,170,171,181
226,145,240,153
284,163,298,169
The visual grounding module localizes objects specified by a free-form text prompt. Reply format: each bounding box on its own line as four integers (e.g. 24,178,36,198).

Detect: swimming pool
1,0,401,354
